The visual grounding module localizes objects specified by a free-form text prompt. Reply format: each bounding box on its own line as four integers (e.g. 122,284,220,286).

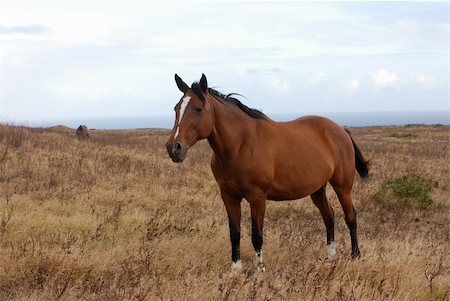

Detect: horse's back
288,115,355,165
283,115,351,149
287,115,341,130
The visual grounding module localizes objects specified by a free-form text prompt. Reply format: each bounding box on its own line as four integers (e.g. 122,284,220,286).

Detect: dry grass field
0,122,448,300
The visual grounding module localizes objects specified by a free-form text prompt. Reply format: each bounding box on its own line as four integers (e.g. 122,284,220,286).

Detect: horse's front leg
248,194,267,272
221,190,242,272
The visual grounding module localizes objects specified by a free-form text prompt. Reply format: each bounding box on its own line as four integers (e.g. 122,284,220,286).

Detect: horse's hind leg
333,187,361,259
248,193,267,272
310,185,336,259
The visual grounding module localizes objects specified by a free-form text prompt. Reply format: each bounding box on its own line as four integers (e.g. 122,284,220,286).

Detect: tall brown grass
0,123,448,300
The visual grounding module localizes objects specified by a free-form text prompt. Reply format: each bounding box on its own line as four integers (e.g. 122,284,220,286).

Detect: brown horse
76,125,90,139
166,74,369,272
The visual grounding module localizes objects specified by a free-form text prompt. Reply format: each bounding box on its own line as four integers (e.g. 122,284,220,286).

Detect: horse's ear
175,74,189,93
200,73,208,93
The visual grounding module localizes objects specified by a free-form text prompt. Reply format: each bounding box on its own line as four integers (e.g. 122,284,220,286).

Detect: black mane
191,82,268,120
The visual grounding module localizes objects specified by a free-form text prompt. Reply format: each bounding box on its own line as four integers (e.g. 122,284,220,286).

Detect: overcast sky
0,1,448,123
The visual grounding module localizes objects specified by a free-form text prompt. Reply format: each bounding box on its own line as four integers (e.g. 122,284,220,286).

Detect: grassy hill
0,123,448,300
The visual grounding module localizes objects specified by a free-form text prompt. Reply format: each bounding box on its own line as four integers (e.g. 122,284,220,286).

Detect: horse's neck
206,97,255,163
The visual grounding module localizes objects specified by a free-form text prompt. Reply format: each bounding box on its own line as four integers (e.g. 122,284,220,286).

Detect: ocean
25,111,449,130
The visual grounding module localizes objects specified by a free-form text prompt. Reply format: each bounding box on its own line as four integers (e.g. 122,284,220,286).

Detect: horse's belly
267,162,332,201
266,181,321,201
266,192,308,201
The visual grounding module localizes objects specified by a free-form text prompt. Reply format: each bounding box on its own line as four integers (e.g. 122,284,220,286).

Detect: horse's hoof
254,251,265,272
256,263,266,273
254,259,266,272
327,251,336,260
326,255,337,261
351,250,361,260
327,242,336,259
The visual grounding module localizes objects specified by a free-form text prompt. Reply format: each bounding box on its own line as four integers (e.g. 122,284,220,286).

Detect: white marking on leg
255,251,263,263
327,241,336,259
174,96,191,139
231,260,242,272
254,251,265,272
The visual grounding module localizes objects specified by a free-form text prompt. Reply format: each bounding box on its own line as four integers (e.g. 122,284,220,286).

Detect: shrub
375,175,433,208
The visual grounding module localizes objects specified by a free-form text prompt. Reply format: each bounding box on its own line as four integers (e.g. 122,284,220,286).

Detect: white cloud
411,73,437,89
56,86,123,100
0,2,447,121
269,76,290,92
372,69,399,89
308,72,329,86
345,78,360,93
394,20,419,33
0,5,131,49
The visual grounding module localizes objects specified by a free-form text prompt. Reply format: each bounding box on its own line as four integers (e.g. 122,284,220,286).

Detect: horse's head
166,74,214,163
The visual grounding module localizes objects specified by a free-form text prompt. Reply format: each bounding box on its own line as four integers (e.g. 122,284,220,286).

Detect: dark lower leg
250,197,266,270
228,216,241,263
325,215,335,245
251,218,263,257
222,191,242,270
334,187,361,260
311,186,335,258
346,207,360,259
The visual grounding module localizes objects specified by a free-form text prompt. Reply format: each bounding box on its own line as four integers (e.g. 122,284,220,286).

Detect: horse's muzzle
166,140,188,163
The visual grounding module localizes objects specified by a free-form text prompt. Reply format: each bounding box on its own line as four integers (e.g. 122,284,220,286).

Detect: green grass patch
374,175,433,208
389,132,418,139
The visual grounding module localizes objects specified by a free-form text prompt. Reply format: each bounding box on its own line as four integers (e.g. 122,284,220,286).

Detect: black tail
346,130,369,178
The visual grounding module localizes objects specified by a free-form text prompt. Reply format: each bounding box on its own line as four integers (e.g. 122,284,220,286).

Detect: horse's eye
195,107,202,113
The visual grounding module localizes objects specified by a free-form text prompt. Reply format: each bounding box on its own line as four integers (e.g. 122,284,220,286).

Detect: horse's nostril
171,142,182,155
